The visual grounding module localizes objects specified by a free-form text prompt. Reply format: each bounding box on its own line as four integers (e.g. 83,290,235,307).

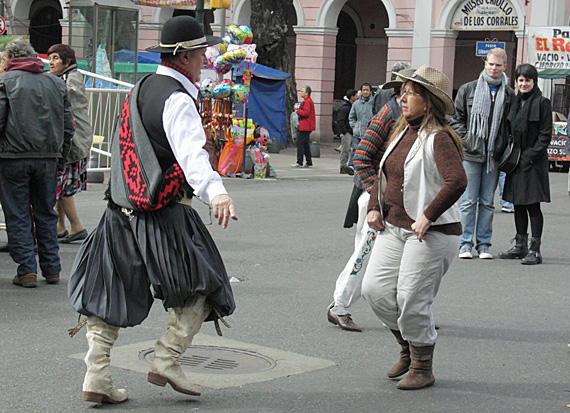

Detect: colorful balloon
214,55,232,74
212,83,232,99
231,83,249,105
205,47,219,68
220,35,231,53
200,78,217,97
228,25,246,45
239,25,253,44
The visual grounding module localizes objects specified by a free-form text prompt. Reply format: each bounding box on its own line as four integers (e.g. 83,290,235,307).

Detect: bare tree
249,0,297,144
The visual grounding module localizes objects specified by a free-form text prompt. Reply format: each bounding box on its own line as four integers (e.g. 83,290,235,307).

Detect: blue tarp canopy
114,49,161,64
234,62,291,147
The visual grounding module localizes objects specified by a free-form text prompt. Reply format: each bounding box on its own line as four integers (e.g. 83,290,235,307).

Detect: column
293,25,338,142
384,28,413,81
430,29,458,88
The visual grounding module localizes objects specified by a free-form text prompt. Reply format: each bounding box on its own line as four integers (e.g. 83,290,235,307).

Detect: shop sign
130,0,210,8
550,122,570,162
452,0,519,31
476,41,505,56
527,27,570,70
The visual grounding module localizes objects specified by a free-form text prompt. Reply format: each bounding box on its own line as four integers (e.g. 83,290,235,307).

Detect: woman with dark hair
362,66,467,390
48,44,92,243
499,63,551,264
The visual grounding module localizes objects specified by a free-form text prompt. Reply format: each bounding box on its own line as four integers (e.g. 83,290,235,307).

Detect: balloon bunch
205,25,257,74
200,78,249,105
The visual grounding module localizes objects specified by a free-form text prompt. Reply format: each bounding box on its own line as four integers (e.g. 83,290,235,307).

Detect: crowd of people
0,15,557,404
327,48,553,390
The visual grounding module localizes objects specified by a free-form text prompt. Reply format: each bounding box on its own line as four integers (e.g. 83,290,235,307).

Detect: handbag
498,136,521,174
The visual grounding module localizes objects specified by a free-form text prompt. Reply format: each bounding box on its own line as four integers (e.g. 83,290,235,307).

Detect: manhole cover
139,345,277,375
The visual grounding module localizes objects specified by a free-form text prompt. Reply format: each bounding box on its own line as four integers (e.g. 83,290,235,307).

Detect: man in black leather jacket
449,48,514,260
0,38,74,288
337,89,358,175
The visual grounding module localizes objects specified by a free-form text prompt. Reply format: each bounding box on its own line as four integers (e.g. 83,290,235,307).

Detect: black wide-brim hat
146,15,221,54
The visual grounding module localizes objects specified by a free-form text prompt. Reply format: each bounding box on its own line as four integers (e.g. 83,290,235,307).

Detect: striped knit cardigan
353,98,399,193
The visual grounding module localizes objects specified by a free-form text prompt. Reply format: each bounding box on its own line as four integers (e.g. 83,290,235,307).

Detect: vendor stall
234,62,291,148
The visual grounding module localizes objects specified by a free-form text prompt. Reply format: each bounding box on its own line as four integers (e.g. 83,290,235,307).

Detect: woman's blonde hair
389,80,463,158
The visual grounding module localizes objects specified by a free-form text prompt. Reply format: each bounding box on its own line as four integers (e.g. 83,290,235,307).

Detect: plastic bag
218,141,244,176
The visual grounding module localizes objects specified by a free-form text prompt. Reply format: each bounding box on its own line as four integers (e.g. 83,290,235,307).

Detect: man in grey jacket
348,83,373,171
450,48,514,260
0,38,74,288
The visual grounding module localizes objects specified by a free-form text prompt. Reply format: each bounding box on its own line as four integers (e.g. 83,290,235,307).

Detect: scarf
510,85,540,135
57,63,78,82
160,60,194,83
469,70,506,172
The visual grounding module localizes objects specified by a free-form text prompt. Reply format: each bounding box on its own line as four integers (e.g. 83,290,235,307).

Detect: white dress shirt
157,65,227,203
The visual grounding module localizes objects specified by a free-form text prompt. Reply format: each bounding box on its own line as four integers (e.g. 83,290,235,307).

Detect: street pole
196,0,205,31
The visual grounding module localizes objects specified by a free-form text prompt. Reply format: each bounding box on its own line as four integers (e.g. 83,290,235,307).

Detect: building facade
6,0,570,141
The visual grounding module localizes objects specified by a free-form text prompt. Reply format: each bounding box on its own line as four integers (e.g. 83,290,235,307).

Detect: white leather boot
148,295,211,395
82,316,128,404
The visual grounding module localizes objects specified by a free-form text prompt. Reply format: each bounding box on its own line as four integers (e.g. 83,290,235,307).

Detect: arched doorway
334,10,357,100
29,0,62,53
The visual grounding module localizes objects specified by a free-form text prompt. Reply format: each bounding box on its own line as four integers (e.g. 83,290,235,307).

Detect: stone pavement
1,146,569,412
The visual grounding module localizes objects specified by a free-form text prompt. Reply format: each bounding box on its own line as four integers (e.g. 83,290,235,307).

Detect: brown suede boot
397,343,435,390
387,330,410,378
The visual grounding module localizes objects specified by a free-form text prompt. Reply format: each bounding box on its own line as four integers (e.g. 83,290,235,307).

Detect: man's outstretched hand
211,194,238,229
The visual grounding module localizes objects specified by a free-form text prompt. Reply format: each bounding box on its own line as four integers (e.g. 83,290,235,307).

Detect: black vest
137,74,193,172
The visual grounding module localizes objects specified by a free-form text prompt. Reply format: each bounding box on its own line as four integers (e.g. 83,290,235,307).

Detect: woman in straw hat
361,65,467,390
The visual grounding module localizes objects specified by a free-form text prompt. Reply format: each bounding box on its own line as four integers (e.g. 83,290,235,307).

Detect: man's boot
521,237,542,265
82,316,128,404
387,330,410,378
396,344,435,390
148,295,210,396
498,234,528,259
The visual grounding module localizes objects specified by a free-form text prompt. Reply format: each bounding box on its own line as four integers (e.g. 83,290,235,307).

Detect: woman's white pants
362,222,459,346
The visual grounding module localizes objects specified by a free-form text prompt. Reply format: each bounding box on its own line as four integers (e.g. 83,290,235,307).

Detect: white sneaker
501,206,514,213
458,246,473,259
478,247,493,260
291,163,303,168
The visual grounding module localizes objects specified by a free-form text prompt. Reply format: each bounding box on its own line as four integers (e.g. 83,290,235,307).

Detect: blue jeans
459,160,500,250
498,171,513,209
0,159,61,276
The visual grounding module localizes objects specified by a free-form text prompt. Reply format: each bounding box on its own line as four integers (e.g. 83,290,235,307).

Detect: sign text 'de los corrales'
452,0,519,31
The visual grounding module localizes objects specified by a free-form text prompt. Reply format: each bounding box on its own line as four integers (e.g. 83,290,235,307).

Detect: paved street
1,146,569,412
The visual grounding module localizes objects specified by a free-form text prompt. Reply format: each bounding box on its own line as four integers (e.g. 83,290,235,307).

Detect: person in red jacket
292,85,316,168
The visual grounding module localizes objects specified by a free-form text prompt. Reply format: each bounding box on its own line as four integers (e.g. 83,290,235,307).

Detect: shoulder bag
498,135,521,174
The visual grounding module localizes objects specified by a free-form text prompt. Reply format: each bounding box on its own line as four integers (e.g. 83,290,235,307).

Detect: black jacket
449,79,514,163
336,99,353,135
503,90,552,205
0,67,73,165
373,88,396,115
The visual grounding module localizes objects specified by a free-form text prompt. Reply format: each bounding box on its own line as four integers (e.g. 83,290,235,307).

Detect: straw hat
146,16,220,54
382,68,417,90
396,65,456,116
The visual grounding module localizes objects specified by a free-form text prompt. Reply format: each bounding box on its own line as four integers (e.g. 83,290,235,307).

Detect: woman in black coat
499,64,551,265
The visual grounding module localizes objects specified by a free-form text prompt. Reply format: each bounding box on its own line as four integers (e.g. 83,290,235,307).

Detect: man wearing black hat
68,16,237,404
